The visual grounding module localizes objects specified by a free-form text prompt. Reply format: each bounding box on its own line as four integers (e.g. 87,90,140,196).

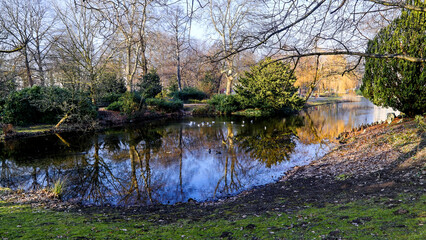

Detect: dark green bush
69,92,98,125
106,101,122,111
1,86,96,126
192,104,216,116
98,92,124,107
145,98,183,113
138,69,162,99
170,87,207,102
208,94,241,115
361,2,425,116
2,86,60,126
94,72,126,107
199,71,220,96
106,92,143,115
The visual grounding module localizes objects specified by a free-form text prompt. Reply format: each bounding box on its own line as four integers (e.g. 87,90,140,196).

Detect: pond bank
1,118,424,239
305,95,363,107
0,109,184,141
1,96,361,141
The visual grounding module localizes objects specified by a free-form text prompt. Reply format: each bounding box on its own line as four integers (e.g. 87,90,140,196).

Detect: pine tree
235,58,304,114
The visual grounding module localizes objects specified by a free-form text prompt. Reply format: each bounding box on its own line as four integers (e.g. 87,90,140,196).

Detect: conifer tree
361,0,426,116
235,58,304,113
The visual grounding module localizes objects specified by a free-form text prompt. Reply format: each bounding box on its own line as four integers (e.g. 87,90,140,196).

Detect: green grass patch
1,194,424,239
233,108,270,117
14,124,54,133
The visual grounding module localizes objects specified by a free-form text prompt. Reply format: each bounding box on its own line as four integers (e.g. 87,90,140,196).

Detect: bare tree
27,1,56,86
84,0,156,92
164,4,190,91
0,0,56,87
208,0,260,95
54,0,117,103
0,0,35,86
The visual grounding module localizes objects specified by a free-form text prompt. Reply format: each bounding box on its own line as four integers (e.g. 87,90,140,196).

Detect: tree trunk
225,74,233,95
304,56,321,101
24,46,33,87
55,112,70,128
225,58,234,95
126,44,132,92
36,48,45,86
176,48,182,91
140,39,148,77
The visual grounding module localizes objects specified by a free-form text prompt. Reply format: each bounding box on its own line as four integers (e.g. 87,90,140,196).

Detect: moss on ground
0,194,424,239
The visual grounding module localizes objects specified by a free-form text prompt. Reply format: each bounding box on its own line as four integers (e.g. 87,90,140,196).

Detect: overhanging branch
368,0,426,12
277,51,426,63
0,44,24,53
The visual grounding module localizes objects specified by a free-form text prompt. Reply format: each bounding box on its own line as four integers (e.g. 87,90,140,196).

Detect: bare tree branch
276,51,426,63
0,44,24,53
368,0,426,12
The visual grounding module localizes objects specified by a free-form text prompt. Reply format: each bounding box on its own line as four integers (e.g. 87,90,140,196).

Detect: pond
0,99,398,206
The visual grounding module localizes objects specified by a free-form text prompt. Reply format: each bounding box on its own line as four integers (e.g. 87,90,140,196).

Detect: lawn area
0,191,424,239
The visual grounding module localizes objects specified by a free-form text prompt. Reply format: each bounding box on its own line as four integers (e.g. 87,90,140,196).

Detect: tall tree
164,5,190,91
54,0,117,103
27,1,56,86
0,0,37,86
85,0,155,92
208,0,259,95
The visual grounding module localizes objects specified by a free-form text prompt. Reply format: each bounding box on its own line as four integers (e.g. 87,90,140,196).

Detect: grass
233,108,269,117
50,179,66,199
0,194,424,239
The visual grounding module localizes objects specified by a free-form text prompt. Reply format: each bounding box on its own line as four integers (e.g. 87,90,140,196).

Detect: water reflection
0,99,397,205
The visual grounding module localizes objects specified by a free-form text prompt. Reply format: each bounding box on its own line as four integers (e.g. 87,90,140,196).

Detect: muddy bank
1,118,424,224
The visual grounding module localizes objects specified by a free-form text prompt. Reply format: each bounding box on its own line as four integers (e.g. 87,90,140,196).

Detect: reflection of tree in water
102,132,125,153
156,122,228,202
0,134,91,192
214,123,242,197
119,128,163,205
65,137,125,204
297,105,355,144
0,158,13,188
0,145,14,188
236,116,304,168
176,126,184,202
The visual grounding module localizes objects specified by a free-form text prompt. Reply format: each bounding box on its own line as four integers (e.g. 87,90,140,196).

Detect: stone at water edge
387,113,396,124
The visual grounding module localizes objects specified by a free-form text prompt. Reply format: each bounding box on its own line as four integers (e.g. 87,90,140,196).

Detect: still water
0,99,397,205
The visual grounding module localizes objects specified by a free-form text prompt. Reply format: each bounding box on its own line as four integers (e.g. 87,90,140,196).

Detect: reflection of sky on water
0,99,398,205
